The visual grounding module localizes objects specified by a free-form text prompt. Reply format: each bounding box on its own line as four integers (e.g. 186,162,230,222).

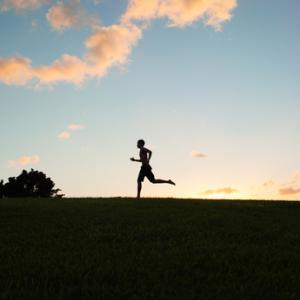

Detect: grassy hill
1,198,300,299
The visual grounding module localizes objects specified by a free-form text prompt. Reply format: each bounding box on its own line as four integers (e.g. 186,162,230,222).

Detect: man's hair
137,139,145,146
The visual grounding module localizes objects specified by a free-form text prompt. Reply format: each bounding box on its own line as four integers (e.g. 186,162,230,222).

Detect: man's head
137,139,145,148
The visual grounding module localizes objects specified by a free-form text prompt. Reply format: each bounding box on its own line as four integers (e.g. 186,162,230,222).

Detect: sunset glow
0,0,299,200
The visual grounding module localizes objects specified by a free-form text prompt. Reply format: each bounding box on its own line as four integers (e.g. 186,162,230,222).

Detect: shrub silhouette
0,180,4,198
0,169,63,198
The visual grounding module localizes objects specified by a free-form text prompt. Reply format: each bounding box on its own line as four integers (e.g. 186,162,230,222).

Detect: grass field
1,198,300,299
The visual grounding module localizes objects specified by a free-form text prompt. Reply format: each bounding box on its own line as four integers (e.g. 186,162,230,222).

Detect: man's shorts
138,164,155,183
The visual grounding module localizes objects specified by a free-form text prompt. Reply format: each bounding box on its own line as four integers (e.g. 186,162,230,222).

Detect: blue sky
0,0,299,199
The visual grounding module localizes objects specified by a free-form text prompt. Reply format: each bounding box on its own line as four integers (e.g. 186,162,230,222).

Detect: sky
0,0,299,200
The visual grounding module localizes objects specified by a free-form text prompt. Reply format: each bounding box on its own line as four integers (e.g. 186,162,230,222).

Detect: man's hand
130,157,135,161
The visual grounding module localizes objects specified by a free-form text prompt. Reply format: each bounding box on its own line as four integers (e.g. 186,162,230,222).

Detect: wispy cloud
279,187,300,195
288,171,300,186
57,123,85,140
0,56,34,85
57,131,71,140
0,0,48,12
8,155,40,168
68,123,84,131
0,0,237,87
0,23,142,86
263,180,275,188
85,24,142,77
31,19,38,29
201,187,239,196
191,150,207,158
122,0,237,30
262,171,300,196
47,0,98,32
277,171,300,196
34,54,89,85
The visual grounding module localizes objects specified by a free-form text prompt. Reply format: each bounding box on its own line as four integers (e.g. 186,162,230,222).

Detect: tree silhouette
0,180,4,198
0,169,63,198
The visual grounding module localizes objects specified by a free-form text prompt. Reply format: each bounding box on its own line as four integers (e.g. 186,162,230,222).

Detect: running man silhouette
130,139,175,199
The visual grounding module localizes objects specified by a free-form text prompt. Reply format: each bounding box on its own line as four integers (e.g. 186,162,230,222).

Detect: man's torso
139,148,148,165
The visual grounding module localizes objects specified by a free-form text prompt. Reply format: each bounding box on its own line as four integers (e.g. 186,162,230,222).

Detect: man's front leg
137,182,142,199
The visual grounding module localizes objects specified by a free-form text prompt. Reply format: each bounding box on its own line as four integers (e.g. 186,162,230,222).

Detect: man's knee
148,177,156,183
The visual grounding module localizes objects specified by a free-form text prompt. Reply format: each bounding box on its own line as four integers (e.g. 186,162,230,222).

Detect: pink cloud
122,0,160,23
31,20,38,29
263,180,275,187
122,0,237,30
0,54,89,86
47,0,98,32
191,150,207,158
279,187,300,195
288,171,300,185
0,0,237,87
0,56,34,85
201,187,239,195
57,123,85,140
68,123,84,131
8,155,40,168
0,23,142,86
33,54,89,85
0,0,48,12
57,131,71,140
85,24,142,77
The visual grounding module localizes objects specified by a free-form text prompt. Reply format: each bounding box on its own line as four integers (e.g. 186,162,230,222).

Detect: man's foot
168,180,176,186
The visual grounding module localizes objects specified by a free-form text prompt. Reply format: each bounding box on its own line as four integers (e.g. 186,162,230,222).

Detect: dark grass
1,197,300,299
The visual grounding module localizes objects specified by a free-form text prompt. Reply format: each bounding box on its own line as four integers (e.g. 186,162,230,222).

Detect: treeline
0,169,63,198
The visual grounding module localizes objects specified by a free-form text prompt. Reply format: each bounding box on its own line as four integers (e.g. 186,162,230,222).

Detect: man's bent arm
130,157,142,162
